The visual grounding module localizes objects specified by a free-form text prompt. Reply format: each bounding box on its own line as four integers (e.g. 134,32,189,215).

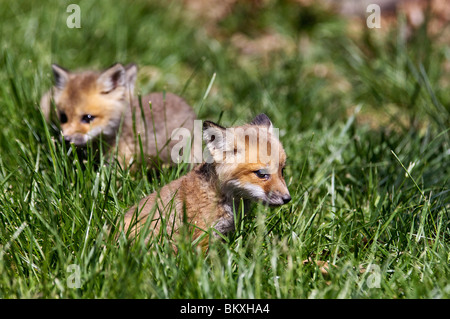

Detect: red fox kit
121,114,291,248
40,63,196,168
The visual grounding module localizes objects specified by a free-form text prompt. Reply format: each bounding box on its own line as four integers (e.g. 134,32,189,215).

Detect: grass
0,0,449,298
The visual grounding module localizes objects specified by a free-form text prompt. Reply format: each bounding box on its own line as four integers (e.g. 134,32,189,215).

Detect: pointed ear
97,63,126,94
203,121,233,162
250,113,273,133
52,64,70,90
125,63,138,94
203,121,226,146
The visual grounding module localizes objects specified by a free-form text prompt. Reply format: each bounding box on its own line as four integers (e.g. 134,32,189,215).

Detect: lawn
0,0,448,299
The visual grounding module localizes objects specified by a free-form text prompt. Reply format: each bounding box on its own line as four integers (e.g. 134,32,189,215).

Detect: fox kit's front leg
122,114,291,250
212,215,235,238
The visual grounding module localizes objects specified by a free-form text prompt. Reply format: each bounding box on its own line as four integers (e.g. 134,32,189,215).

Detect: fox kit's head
203,114,291,206
42,63,137,146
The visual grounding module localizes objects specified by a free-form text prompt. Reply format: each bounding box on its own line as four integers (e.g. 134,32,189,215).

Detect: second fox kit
40,63,196,168
122,114,291,248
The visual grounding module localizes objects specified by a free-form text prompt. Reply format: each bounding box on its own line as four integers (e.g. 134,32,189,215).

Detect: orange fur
40,63,196,168
121,114,291,250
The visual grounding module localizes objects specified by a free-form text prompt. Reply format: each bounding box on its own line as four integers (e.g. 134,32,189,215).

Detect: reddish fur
121,114,290,251
40,64,196,168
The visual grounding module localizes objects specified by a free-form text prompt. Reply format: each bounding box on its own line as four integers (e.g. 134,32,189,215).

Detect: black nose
282,195,291,204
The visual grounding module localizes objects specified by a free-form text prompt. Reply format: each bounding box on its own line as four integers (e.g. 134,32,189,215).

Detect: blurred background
1,0,449,131
0,0,449,299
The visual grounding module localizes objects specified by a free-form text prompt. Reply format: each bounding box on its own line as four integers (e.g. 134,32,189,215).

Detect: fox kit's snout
202,113,291,207
44,63,136,147
40,63,196,168
121,113,290,249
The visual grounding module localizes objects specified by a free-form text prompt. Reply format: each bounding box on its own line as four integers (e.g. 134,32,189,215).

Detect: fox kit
121,113,291,249
40,63,196,168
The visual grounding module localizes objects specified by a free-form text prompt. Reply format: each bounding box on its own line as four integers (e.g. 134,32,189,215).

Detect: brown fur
121,114,291,250
40,63,196,168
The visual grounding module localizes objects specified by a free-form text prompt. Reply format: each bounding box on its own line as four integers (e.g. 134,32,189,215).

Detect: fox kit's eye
81,114,95,124
254,169,270,180
60,112,68,124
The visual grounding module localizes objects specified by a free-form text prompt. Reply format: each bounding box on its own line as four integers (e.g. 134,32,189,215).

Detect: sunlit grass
0,0,448,298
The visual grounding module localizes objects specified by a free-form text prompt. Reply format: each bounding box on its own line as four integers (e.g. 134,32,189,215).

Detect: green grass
0,0,449,298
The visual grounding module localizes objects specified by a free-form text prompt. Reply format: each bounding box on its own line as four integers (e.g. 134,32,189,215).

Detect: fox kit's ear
203,121,226,146
125,63,138,94
250,113,273,134
203,121,233,162
97,63,126,94
52,64,70,90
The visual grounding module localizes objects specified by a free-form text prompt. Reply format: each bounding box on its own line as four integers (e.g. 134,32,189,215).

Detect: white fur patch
85,114,122,142
86,127,102,142
227,179,266,201
241,182,266,200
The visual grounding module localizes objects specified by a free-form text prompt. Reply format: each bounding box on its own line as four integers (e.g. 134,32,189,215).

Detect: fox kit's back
40,63,196,168
119,92,196,165
122,114,291,249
